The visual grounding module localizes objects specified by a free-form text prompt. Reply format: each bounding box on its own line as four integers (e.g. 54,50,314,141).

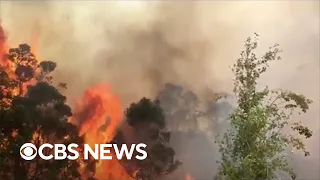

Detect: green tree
0,44,93,180
215,34,313,180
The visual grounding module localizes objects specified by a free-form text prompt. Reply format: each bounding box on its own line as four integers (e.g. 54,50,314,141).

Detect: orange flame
0,23,38,106
72,84,133,180
0,22,7,65
0,22,9,68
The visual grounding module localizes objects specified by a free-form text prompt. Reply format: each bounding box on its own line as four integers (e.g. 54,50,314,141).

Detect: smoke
0,1,319,179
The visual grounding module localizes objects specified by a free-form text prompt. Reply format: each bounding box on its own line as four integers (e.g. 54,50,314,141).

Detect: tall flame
74,84,122,145
0,22,7,65
0,23,10,69
72,84,133,180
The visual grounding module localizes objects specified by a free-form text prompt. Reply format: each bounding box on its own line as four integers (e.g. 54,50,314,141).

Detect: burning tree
0,36,93,179
215,34,314,180
71,90,182,180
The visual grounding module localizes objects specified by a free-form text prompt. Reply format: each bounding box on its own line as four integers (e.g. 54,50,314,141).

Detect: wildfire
73,84,122,145
1,22,134,180
72,84,133,180
0,23,44,143
0,22,7,65
0,23,11,71
0,24,37,109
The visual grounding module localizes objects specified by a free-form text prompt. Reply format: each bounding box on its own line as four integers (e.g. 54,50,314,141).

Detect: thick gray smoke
0,1,214,105
0,1,319,179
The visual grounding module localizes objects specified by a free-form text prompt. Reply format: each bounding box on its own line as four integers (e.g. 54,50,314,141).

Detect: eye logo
20,143,37,160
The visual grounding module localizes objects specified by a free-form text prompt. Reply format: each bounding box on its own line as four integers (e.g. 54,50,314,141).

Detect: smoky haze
0,1,319,179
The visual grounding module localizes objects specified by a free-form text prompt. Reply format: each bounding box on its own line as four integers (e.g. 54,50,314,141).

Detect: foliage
123,97,182,180
0,44,90,180
215,34,313,180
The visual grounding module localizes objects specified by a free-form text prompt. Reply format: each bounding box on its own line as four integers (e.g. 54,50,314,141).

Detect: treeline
0,34,314,180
